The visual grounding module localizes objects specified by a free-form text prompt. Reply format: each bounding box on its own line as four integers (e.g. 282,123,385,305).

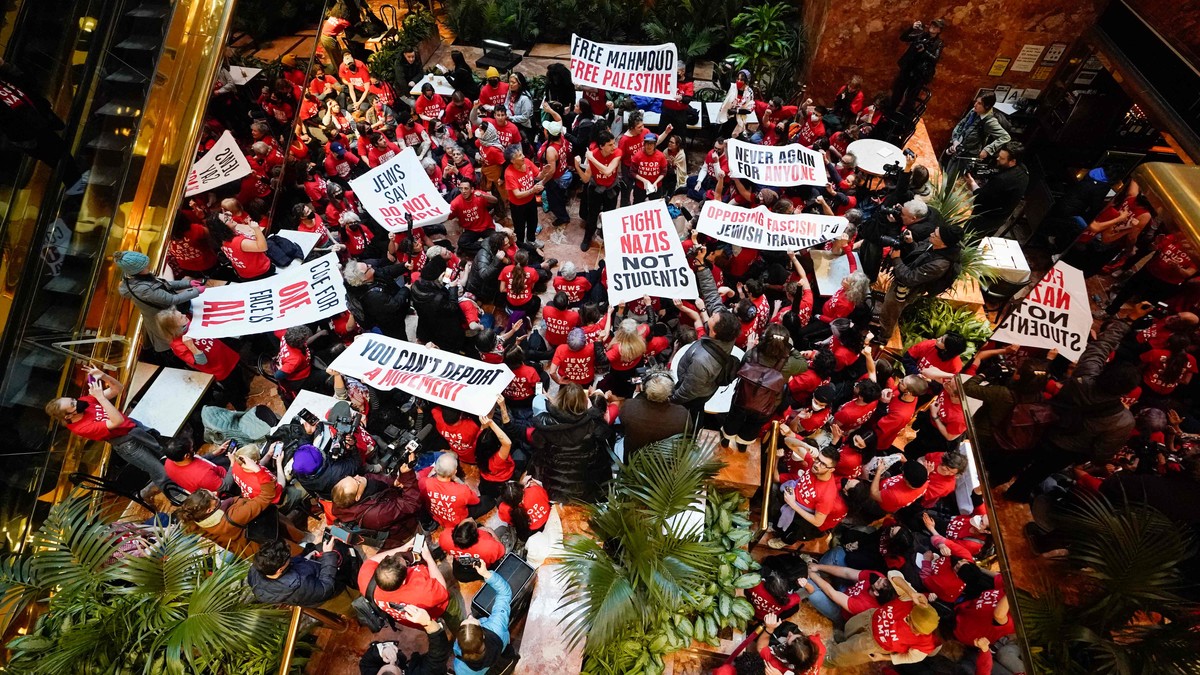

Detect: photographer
331,465,423,547
859,196,942,283
878,223,964,338
357,537,451,630
438,518,507,569
945,93,1010,182
891,19,945,114
967,142,1029,235
289,443,361,501
248,538,344,608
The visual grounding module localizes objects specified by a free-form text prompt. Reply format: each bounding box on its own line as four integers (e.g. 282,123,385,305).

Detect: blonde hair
613,319,646,364
332,476,361,509
555,384,590,416
156,308,187,339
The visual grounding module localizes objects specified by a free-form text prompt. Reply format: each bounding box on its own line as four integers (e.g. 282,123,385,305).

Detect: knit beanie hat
114,250,150,275
291,445,323,476
486,66,500,79
938,223,964,247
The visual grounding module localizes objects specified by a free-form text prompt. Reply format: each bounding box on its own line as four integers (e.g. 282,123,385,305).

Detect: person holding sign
631,131,670,204
449,178,499,254
575,130,622,252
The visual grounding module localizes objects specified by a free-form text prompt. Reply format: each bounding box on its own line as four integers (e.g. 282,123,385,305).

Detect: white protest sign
350,146,451,232
185,253,347,339
991,261,1090,361
185,130,253,197
227,66,262,85
726,138,828,187
329,336,513,416
602,200,697,305
696,201,848,251
570,34,677,100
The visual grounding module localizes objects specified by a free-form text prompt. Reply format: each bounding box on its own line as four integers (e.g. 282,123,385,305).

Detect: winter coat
247,553,340,607
892,241,962,299
353,264,410,340
295,451,362,501
410,278,465,351
1044,318,1135,460
530,403,613,503
330,471,422,545
671,267,735,406
118,274,200,351
188,479,305,557
464,243,503,303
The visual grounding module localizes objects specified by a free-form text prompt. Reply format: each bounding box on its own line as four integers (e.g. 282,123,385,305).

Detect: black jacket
446,65,480,101
409,278,466,351
893,241,962,298
296,451,362,500
1044,318,1135,460
395,54,424,90
354,264,410,340
359,629,451,675
972,164,1029,233
531,403,613,503
247,553,340,607
464,243,504,303
897,27,943,80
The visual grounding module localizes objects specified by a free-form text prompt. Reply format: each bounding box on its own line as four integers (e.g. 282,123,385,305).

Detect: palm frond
26,499,122,604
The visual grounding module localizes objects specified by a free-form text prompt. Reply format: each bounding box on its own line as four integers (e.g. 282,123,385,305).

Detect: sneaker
767,537,788,549
534,240,545,250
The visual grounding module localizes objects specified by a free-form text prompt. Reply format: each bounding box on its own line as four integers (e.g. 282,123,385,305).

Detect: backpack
698,339,740,387
993,401,1058,452
351,578,395,633
733,356,787,416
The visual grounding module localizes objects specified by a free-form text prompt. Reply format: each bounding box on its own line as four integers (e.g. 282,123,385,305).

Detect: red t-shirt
818,289,855,323
478,82,509,108
424,476,481,528
920,555,965,602
834,445,862,480
618,129,649,167
605,344,642,371
1148,234,1199,284
871,599,939,654
67,395,135,441
790,470,847,531
542,305,581,347
879,474,927,512
834,399,877,431
787,370,826,403
632,149,668,185
432,408,482,464
921,452,958,507
581,316,608,344
480,448,516,483
588,147,622,187
761,638,824,675
844,570,885,618
171,335,239,381
907,339,963,376
953,588,1013,644
169,223,217,272
504,161,541,207
222,235,271,279
503,363,540,402
1140,349,1197,395
357,560,449,628
414,93,447,120
1137,317,1176,350
746,582,800,621
323,149,360,178
276,340,311,381
165,457,226,493
367,141,402,168
553,276,592,304
874,390,918,451
933,391,967,438
438,527,506,566
232,464,282,504
499,265,537,306
551,344,596,384
443,98,472,126
398,122,429,150
497,482,552,531
448,193,494,233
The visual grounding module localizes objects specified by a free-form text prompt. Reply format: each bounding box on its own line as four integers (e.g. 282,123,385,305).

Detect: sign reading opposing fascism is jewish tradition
697,201,849,251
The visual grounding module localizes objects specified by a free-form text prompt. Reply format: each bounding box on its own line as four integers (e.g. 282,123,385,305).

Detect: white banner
570,34,677,100
602,200,697,305
185,130,254,197
991,261,1090,362
185,253,347,339
350,146,451,232
696,201,848,251
726,138,828,187
329,336,513,416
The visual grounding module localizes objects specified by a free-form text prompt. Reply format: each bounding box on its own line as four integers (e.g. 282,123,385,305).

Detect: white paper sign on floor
185,130,253,197
726,138,828,187
329,336,513,416
186,253,347,339
569,34,677,100
602,200,698,305
350,146,451,232
696,201,848,251
991,261,1090,361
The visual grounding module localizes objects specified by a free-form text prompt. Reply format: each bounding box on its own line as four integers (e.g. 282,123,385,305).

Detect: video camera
965,158,998,182
298,401,362,461
372,423,422,474
977,355,1014,386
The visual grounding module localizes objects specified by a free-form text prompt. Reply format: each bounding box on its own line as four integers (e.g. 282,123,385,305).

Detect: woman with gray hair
617,370,690,460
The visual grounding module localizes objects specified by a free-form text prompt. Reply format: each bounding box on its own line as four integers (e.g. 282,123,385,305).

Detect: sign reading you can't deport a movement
569,34,677,100
726,139,828,187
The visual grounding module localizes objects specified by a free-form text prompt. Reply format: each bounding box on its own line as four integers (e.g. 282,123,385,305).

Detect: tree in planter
0,499,305,674
1018,492,1199,674
644,0,724,77
557,436,758,675
729,1,806,101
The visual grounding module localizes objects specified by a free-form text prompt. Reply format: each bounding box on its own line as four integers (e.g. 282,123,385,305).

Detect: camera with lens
880,160,902,183
878,205,903,223
878,235,905,248
372,423,422,474
306,401,361,461
977,356,1014,386
965,159,997,182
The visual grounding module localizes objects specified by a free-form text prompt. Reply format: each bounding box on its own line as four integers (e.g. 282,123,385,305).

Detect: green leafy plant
446,0,489,45
644,0,723,73
899,297,994,358
0,499,305,674
926,174,1001,289
232,0,328,44
557,435,758,675
728,1,805,101
401,6,439,47
1018,493,1198,675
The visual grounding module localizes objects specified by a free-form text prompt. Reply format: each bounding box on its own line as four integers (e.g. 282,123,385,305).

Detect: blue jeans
805,547,848,622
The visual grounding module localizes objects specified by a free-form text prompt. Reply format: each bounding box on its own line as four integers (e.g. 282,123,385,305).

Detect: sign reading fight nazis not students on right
726,138,828,187
570,34,678,99
602,200,697,305
991,261,1091,362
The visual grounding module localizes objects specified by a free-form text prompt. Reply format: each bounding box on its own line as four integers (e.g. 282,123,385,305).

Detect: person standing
966,142,1029,235
575,131,622,252
114,250,202,357
944,93,1010,181
891,19,945,115
878,224,964,339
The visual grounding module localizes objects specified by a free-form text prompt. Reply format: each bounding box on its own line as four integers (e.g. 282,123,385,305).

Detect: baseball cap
281,54,297,67
542,120,562,135
643,133,658,142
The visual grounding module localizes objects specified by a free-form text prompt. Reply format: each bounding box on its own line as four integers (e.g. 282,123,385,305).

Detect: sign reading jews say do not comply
184,130,253,197
697,201,848,251
602,200,698,306
991,261,1091,362
726,138,828,187
186,253,347,339
570,34,677,100
329,336,513,416
350,146,451,232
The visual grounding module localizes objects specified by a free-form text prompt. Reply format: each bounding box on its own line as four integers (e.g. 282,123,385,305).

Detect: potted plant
557,435,759,675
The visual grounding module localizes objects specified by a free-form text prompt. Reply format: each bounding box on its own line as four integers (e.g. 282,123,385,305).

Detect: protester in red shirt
806,563,892,623
549,328,596,385
231,445,283,505
552,264,592,306
499,250,540,316
167,213,219,276
449,178,498,252
432,406,482,464
439,518,507,567
905,332,967,381
870,459,929,514
919,451,968,508
833,380,882,431
874,375,929,451
1139,333,1197,395
209,214,272,280
578,131,622,250
365,134,402,168
631,132,669,202
425,453,484,528
542,292,581,347
953,582,1014,645
413,83,447,121
357,539,451,629
503,146,545,244
498,477,552,538
478,67,509,109
770,445,848,548
825,572,940,668
746,553,808,620
164,436,228,494
157,308,247,406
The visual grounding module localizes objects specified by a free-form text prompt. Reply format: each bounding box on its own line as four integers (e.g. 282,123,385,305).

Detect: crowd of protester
44,6,1200,674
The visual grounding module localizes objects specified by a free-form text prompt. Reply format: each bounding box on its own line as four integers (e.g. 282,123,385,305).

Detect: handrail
278,605,304,674
760,421,780,533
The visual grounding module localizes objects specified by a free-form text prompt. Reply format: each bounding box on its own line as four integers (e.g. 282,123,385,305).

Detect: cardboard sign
329,336,513,416
726,138,828,187
185,130,253,197
696,201,848,251
186,253,347,339
569,34,677,100
991,261,1090,361
602,200,697,305
350,146,451,232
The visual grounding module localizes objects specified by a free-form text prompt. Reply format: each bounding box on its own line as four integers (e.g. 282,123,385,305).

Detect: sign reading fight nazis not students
570,34,677,99
726,138,828,187
329,336,513,416
991,261,1091,362
602,200,697,305
697,201,849,251
350,146,451,232
186,253,347,339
